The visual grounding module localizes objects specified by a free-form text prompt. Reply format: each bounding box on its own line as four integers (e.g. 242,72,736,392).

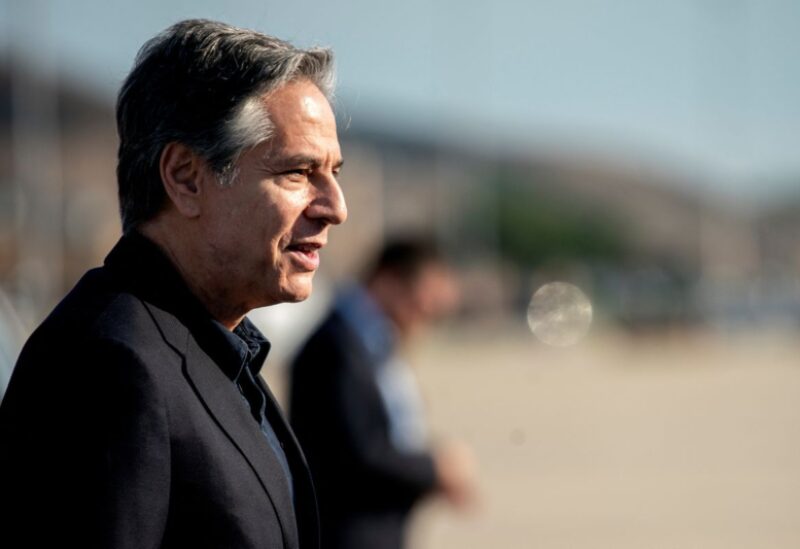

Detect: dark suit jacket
0,233,318,549
289,305,437,549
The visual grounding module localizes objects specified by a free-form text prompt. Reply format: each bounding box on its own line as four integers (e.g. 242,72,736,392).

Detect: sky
1,0,799,205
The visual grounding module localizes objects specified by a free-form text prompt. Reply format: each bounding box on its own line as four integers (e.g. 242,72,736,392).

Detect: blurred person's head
364,238,460,339
116,19,347,325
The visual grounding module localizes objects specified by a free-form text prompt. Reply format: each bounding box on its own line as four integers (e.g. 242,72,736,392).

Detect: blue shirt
335,285,429,453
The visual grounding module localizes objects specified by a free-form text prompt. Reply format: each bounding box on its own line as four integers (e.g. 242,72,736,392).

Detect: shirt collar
104,231,271,380
334,284,396,366
212,317,271,381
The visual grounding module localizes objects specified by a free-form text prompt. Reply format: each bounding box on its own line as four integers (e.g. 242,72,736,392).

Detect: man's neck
138,220,246,330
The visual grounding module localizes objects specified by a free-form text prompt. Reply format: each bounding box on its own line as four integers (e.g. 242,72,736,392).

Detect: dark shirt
218,318,295,502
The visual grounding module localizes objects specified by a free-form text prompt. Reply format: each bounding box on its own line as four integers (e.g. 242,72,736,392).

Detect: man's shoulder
5,266,185,413
25,265,184,361
299,310,351,352
291,310,363,376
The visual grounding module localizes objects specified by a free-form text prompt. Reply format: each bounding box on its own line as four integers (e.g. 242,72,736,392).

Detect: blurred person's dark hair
364,237,445,284
362,237,458,336
116,18,334,233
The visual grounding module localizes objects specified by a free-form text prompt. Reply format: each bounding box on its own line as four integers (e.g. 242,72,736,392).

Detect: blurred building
0,60,792,334
0,60,119,327
753,199,800,329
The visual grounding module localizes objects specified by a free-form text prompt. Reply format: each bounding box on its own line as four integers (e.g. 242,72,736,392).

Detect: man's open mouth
286,242,322,270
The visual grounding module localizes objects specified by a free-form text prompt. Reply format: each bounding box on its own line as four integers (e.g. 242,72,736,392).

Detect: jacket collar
335,284,397,367
103,231,271,380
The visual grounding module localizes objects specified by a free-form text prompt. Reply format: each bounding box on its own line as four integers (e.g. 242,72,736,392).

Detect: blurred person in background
0,19,346,549
0,290,28,402
289,238,477,549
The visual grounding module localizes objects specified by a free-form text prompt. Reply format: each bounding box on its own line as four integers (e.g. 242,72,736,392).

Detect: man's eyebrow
270,154,321,168
270,154,345,171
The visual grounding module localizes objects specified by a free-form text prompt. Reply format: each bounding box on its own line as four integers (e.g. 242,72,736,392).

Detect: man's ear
159,142,206,218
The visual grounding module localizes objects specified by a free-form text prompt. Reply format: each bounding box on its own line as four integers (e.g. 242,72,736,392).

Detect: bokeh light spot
527,282,593,347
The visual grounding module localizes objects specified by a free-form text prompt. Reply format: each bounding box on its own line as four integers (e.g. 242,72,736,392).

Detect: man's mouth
285,242,322,271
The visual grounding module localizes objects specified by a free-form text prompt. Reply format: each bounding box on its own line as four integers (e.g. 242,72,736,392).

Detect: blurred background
1,1,799,547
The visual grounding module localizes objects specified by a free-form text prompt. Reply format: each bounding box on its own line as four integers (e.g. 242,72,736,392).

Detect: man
289,239,476,549
0,19,346,549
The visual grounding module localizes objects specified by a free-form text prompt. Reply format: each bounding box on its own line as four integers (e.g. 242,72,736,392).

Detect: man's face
390,264,460,338
198,79,346,309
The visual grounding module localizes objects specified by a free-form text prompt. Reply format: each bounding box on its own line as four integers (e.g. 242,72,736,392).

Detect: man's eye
285,168,309,176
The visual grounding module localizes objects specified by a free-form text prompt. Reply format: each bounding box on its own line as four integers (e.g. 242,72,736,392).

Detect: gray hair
116,19,335,233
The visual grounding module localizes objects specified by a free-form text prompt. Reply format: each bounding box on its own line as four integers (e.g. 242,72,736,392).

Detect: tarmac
406,325,800,549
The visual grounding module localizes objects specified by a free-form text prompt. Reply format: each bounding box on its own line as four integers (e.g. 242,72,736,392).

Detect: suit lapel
182,333,300,549
143,301,307,549
256,375,320,549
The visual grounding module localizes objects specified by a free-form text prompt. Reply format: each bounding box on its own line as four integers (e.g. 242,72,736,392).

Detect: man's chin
278,279,313,304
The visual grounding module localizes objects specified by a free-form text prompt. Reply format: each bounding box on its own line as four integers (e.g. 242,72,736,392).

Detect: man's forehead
300,95,325,119
261,79,333,120
260,87,338,141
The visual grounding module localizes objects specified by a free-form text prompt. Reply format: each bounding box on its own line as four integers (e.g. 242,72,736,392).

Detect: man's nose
307,174,347,225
